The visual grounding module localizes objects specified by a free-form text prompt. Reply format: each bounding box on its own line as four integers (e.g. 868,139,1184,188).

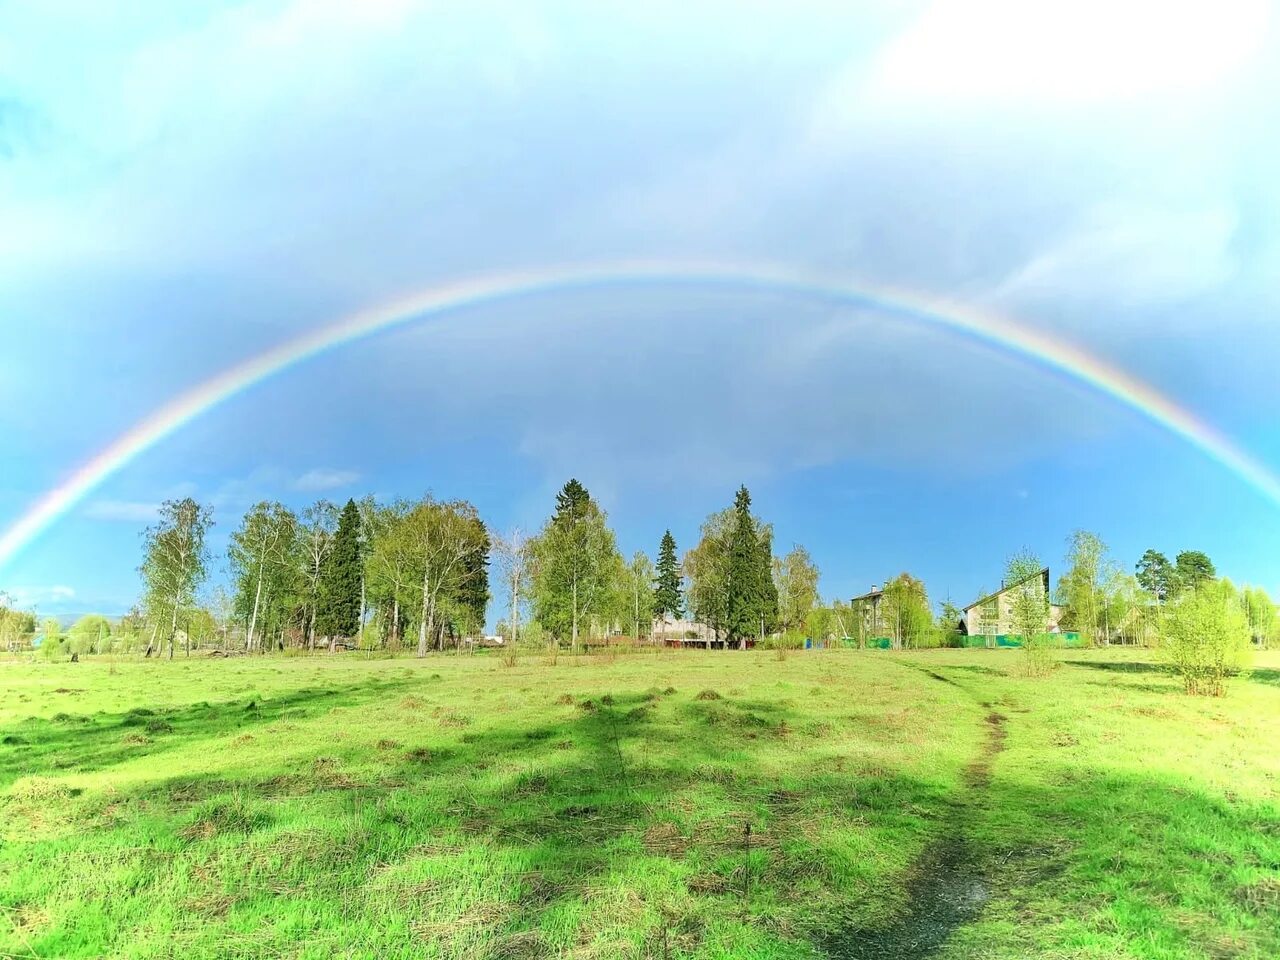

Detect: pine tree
317,499,362,640
754,520,779,639
458,515,491,635
653,530,683,623
726,486,761,647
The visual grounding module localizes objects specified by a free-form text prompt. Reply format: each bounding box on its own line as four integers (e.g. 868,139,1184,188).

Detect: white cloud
293,468,361,492
7,584,76,606
83,499,159,522
993,204,1239,310
866,0,1270,108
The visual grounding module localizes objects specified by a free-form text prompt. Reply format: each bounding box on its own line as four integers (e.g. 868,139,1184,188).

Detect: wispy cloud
6,584,76,607
83,499,159,522
293,468,361,492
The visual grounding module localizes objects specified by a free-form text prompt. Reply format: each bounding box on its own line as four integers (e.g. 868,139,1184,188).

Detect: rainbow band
1,260,1276,573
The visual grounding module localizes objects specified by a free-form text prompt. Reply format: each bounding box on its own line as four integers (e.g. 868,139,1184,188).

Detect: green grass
0,648,1276,959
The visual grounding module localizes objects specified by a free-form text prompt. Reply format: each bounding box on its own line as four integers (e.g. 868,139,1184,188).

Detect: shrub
1161,581,1251,696
37,636,69,661
763,632,805,651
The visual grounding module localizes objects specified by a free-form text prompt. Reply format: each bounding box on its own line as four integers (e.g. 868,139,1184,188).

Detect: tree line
4,487,1273,694
3,479,805,658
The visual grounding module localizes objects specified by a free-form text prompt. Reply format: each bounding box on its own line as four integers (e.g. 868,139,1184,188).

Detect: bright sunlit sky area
2,0,1279,618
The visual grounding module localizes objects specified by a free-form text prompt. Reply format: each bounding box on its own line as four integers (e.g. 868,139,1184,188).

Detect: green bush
1162,581,1251,696
763,631,806,650
37,635,69,660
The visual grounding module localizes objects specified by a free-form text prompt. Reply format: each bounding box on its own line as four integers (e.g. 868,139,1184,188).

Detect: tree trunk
246,567,263,652
571,575,579,654
358,574,366,647
511,568,520,646
391,596,400,650
168,598,179,661
417,571,431,658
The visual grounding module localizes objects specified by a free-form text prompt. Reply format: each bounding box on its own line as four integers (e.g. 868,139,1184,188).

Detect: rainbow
1,259,1277,573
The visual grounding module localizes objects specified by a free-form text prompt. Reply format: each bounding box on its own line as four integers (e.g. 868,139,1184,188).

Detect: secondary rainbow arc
1,259,1276,574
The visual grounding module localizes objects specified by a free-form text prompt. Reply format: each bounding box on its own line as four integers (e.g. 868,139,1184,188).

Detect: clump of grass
121,708,155,727
9,776,73,804
399,696,426,709
376,738,401,750
145,719,174,734
600,694,614,706
181,794,271,840
123,733,151,746
1237,878,1280,914
579,699,598,712
435,709,472,728
405,747,432,763
2,734,26,745
695,689,721,701
555,693,575,705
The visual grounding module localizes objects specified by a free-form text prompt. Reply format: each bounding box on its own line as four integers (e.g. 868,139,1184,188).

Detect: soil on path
824,668,1008,960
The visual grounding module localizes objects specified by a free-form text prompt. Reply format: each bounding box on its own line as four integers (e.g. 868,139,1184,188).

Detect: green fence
960,632,1083,649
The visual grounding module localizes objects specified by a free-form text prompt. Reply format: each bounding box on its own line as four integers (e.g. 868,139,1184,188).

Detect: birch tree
366,500,414,649
140,498,212,660
228,501,296,652
531,479,622,651
623,550,655,645
397,498,488,657
1006,550,1052,676
773,544,820,635
493,527,532,644
297,500,338,649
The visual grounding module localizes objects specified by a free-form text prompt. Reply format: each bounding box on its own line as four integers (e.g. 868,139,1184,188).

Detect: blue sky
2,0,1279,618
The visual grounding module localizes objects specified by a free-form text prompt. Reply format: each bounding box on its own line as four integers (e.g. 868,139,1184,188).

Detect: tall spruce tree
653,530,683,625
554,479,590,527
317,499,362,640
726,486,763,648
458,514,491,636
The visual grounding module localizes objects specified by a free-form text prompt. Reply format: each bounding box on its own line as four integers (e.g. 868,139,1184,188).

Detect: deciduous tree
228,501,295,653
881,573,931,649
1162,580,1250,695
493,527,533,645
1060,530,1110,644
141,498,212,660
1005,549,1052,676
531,480,622,651
623,550,655,644
297,500,337,649
773,544,820,635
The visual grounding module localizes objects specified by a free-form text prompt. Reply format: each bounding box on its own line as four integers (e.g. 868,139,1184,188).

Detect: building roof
850,586,884,603
962,567,1050,612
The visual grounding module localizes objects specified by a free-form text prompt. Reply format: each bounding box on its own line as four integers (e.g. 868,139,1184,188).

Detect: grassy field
0,647,1276,959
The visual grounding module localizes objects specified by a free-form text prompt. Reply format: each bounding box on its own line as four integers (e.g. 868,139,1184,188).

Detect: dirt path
824,668,1006,960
